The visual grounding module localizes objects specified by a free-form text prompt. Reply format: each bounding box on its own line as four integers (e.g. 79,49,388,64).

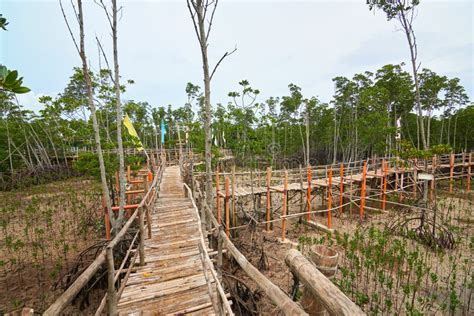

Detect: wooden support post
225,177,230,238
307,165,312,221
232,166,236,229
360,161,367,220
299,165,303,218
138,207,145,266
400,166,404,203
449,153,454,193
327,166,333,228
147,194,153,239
431,155,436,200
413,158,418,198
266,167,272,231
103,195,111,240
106,246,117,316
115,171,120,204
127,165,131,181
281,170,288,241
382,160,388,211
349,170,353,217
468,153,472,191
216,168,221,224
339,163,344,215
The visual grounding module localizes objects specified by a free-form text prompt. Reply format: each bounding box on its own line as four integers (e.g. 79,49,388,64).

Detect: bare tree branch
210,46,237,81
95,35,115,83
59,0,80,55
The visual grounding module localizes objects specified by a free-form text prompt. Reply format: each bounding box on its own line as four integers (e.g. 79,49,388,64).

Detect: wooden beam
285,249,365,315
281,170,288,241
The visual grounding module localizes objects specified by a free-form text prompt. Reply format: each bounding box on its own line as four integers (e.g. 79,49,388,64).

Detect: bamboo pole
467,153,471,191
339,163,344,215
225,177,230,237
359,161,367,220
232,166,236,228
127,165,131,181
349,170,353,217
413,158,417,198
138,207,145,266
449,153,454,193
382,161,388,211
281,170,288,241
431,155,436,200
216,167,221,224
307,165,312,221
103,196,111,240
327,166,333,228
266,167,272,231
106,246,117,316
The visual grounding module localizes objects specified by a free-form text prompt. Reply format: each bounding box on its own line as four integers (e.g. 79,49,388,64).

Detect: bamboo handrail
44,157,165,316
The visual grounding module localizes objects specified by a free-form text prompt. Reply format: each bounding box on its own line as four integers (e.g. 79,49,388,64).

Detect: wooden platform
117,166,225,315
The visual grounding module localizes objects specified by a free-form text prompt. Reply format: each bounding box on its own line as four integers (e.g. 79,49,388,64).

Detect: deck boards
117,166,223,315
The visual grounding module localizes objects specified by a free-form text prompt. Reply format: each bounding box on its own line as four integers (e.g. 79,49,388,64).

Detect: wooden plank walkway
117,166,223,315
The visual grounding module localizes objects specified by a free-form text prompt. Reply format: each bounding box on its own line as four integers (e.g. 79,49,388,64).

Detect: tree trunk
112,0,126,228
399,10,427,149
77,0,115,229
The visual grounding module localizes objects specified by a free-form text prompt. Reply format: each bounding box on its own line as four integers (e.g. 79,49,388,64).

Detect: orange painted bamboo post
216,168,221,224
225,177,230,237
360,161,367,220
127,165,131,181
339,163,344,215
449,153,454,193
327,166,333,228
468,153,472,191
306,165,312,221
266,167,272,231
382,161,388,211
281,171,288,241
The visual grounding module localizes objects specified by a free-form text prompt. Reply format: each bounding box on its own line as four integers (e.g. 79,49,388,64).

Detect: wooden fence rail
44,154,166,316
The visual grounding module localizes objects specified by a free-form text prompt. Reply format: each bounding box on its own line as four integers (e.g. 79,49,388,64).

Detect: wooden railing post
449,153,454,193
225,177,230,237
327,166,333,228
266,167,272,231
281,170,288,241
339,163,344,215
360,161,367,220
106,246,117,315
216,168,221,224
232,166,236,229
139,207,145,266
103,195,111,240
468,153,472,191
413,158,418,198
382,160,388,211
307,165,312,221
127,165,131,181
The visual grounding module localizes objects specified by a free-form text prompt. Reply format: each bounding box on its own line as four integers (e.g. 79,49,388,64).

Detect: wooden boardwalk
117,166,224,315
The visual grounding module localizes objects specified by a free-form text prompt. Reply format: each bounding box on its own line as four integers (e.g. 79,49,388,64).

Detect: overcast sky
1,0,472,113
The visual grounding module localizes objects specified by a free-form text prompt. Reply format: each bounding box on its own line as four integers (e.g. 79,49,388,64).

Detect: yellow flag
123,114,144,151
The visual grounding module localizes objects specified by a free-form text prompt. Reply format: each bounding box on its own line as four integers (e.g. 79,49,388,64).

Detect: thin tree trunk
112,0,126,227
76,0,115,229
399,10,427,149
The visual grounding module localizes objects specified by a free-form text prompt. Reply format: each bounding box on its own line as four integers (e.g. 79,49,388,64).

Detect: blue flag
161,118,166,144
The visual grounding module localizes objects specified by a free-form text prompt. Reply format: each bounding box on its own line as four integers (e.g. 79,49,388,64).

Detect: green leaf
5,70,18,85
0,65,7,79
12,86,31,94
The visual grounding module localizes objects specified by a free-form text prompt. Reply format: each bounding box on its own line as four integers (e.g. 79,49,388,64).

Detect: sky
1,0,473,114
